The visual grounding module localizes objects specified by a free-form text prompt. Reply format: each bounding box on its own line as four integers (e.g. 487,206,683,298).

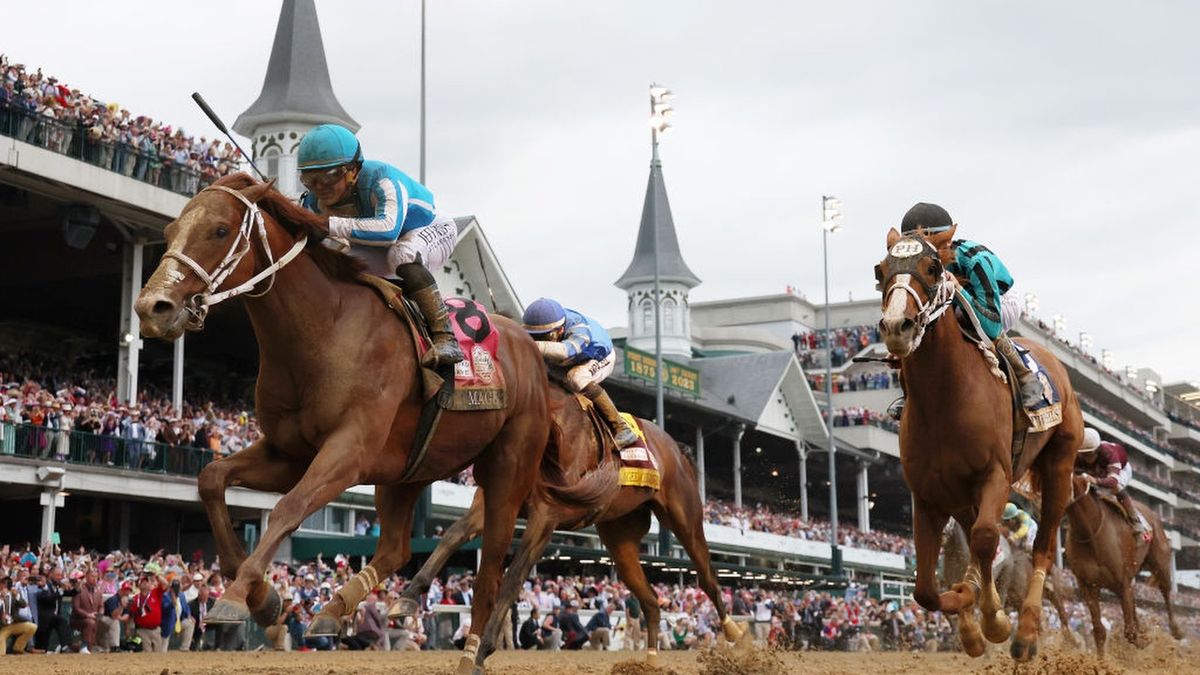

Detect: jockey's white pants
331,213,459,278
566,353,615,393
1000,291,1021,332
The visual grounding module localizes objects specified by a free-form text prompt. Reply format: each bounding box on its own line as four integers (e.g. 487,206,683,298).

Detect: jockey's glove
535,340,570,365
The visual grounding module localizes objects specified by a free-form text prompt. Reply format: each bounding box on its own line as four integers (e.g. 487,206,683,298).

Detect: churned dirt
13,632,1199,675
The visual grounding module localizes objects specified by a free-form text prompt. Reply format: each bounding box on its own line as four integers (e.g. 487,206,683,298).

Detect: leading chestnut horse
1064,473,1182,654
876,226,1083,661
134,174,608,662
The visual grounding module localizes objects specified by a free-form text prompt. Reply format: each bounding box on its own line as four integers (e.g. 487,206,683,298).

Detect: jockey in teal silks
522,298,640,448
297,124,463,368
887,202,1041,420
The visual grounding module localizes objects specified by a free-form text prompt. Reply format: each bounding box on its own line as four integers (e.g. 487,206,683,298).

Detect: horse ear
239,178,276,204
928,223,957,249
886,227,901,249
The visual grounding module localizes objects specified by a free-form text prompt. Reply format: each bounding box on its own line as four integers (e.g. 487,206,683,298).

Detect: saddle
1098,493,1153,542
570,392,661,491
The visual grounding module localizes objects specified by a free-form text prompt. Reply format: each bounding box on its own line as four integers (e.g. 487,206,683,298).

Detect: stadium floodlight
1024,293,1039,315
1053,314,1067,334
820,195,844,575
1146,381,1160,395
1101,349,1114,370
1126,365,1139,380
1079,332,1092,352
822,196,843,233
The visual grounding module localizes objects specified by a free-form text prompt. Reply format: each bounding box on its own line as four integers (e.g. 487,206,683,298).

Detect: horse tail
537,401,620,511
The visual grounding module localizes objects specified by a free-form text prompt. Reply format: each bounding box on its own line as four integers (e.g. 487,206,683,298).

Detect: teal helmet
1002,503,1020,520
297,124,362,170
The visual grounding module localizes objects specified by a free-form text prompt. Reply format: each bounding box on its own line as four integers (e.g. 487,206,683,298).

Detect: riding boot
994,335,1044,409
396,262,464,369
582,382,640,449
1117,491,1146,532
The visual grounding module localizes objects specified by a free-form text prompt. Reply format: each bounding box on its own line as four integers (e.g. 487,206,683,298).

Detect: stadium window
641,299,653,333
663,298,677,333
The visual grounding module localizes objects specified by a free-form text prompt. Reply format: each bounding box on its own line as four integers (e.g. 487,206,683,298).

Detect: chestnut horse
1064,473,1181,654
876,226,1083,661
134,174,608,667
394,387,744,672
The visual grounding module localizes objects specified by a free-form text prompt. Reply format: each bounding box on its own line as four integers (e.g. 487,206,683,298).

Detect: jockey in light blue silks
887,202,1040,420
522,298,640,448
297,124,462,368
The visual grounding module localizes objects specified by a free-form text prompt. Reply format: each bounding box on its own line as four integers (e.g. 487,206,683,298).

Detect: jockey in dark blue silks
296,124,463,368
522,298,640,448
887,202,1041,420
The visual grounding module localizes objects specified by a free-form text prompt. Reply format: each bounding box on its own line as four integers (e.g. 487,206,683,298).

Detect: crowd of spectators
792,325,882,369
702,500,914,558
0,54,242,195
825,406,899,433
808,370,899,393
0,353,259,467
1076,392,1192,464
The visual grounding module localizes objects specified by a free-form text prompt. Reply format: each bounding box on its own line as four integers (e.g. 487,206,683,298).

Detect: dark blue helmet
522,298,566,334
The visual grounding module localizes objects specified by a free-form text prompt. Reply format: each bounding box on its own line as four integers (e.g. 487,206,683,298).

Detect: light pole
648,83,674,426
821,195,843,576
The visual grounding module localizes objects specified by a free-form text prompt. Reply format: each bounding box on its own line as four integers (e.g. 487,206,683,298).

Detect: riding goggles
299,165,349,190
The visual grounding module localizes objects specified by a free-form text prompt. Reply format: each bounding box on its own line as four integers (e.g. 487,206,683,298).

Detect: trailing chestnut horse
876,226,1083,661
1064,473,1181,654
394,387,744,672
134,174,608,665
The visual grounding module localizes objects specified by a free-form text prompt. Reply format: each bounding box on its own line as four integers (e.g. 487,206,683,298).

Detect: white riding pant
1116,463,1132,491
1000,291,1021,332
566,353,615,392
334,213,459,278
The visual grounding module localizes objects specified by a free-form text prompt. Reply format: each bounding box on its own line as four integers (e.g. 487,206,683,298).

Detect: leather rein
1065,477,1106,544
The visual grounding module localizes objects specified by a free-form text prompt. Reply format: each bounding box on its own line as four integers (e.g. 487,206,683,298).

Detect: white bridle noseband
882,268,956,352
163,184,307,329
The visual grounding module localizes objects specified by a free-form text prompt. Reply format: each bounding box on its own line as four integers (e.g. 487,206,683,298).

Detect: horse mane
211,173,367,283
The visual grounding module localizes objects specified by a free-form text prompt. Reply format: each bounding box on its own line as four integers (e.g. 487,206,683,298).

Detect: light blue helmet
297,124,362,170
522,298,566,335
1002,503,1020,520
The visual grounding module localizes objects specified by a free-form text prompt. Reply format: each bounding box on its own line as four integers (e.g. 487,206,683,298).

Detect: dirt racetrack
13,631,1199,675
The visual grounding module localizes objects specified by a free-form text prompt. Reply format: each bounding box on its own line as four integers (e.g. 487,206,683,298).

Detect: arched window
641,299,654,334
263,146,281,180
662,298,677,333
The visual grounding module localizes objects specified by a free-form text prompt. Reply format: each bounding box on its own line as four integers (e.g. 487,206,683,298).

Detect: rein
163,184,307,330
1066,478,1106,544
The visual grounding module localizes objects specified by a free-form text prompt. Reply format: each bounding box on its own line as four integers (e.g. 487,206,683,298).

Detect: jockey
296,124,463,368
1001,502,1038,551
521,298,639,448
887,202,1040,420
1075,427,1146,532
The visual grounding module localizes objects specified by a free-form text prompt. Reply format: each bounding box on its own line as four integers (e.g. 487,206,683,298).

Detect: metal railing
0,101,222,197
0,422,217,478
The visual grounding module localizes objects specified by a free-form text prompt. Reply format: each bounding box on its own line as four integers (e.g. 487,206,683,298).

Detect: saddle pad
617,414,661,491
1018,347,1063,433
443,298,506,411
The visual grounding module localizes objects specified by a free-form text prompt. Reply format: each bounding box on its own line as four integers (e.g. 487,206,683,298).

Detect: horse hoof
305,612,341,638
960,623,985,658
982,611,1012,644
1010,638,1038,662
456,655,479,675
388,596,420,619
250,584,283,627
647,651,659,668
206,598,251,624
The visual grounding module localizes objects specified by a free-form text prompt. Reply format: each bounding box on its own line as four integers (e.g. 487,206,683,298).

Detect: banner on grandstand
623,345,701,397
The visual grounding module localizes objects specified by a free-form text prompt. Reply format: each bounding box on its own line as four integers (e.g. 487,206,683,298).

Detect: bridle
162,184,307,330
1066,476,1105,543
878,236,957,352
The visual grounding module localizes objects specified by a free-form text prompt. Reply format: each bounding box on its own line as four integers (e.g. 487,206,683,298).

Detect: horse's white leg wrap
336,564,381,613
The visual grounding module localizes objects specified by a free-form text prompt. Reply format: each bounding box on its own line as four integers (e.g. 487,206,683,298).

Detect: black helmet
900,202,953,234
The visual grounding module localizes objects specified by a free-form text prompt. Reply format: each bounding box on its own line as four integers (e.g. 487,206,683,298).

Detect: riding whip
191,92,267,181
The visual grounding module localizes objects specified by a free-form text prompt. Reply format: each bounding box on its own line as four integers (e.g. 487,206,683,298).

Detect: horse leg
307,482,424,638
197,439,302,579
470,505,557,674
209,438,362,626
458,423,543,675
1080,584,1106,656
1012,452,1072,662
597,509,660,667
392,489,485,620
913,500,980,654
1147,532,1184,640
652,493,744,644
1045,568,1077,648
972,470,1012,645
1118,585,1141,646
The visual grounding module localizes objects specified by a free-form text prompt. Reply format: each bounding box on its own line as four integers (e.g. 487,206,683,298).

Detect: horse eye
215,227,229,238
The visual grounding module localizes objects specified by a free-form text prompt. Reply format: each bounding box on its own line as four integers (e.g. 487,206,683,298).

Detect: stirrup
422,334,464,368
613,426,640,448
886,397,905,421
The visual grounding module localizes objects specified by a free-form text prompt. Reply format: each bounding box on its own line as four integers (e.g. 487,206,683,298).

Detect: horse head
135,175,299,340
875,225,958,357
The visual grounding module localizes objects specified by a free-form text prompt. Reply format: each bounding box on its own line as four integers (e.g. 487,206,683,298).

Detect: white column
732,424,745,509
117,239,145,405
857,462,871,532
39,488,63,544
695,425,706,503
172,335,185,412
797,441,809,522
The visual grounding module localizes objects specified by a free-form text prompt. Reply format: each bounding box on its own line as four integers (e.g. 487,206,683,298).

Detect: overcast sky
4,1,1198,382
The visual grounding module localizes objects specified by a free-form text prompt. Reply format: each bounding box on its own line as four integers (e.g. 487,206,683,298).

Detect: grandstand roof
614,158,701,289
233,0,359,137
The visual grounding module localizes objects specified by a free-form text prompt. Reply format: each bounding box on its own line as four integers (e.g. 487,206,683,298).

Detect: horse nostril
153,300,176,316
901,318,915,333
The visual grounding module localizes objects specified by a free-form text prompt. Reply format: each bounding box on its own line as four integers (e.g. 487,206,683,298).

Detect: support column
797,441,809,522
695,425,706,503
118,502,131,551
116,238,145,405
172,335,185,412
732,424,745,509
857,462,870,532
39,488,63,544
